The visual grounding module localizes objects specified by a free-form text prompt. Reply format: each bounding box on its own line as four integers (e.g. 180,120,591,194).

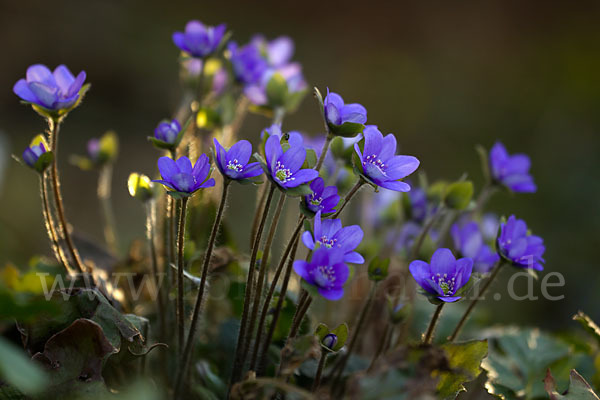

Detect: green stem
176,197,189,358
145,201,165,342
98,164,118,254
470,183,497,218
250,183,268,249
245,192,286,365
330,282,377,385
367,321,392,372
315,134,333,172
230,184,276,385
448,261,504,342
410,205,444,260
250,217,305,371
276,292,312,378
423,303,444,345
47,118,85,275
255,234,301,375
312,350,328,392
39,174,68,268
331,178,365,219
174,181,230,399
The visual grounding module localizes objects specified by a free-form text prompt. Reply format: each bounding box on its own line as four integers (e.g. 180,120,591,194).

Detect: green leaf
282,183,313,198
303,148,317,169
435,340,488,399
545,369,600,400
31,319,114,399
330,323,349,352
33,150,53,173
0,336,48,395
483,328,571,399
315,323,329,341
328,121,365,138
444,181,474,210
313,86,324,115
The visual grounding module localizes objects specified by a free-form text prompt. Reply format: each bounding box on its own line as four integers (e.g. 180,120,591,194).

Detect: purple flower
302,211,364,264
13,64,86,111
251,35,295,68
497,215,545,271
303,177,340,215
406,186,428,222
489,142,536,193
153,155,215,195
324,89,367,128
213,138,263,181
322,333,338,350
293,247,349,301
23,141,48,168
263,134,318,189
481,213,500,242
172,20,226,58
228,41,269,85
154,120,181,145
244,63,307,107
87,138,101,162
451,221,500,273
262,124,303,148
354,126,420,192
409,248,473,303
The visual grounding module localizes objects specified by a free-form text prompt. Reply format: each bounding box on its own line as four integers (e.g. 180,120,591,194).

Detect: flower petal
362,125,383,158
378,180,411,192
302,231,315,250
430,248,457,276
157,156,178,181
13,79,38,103
409,260,434,294
228,140,252,166
53,65,75,93
28,82,57,108
26,64,55,86
286,169,318,187
385,156,420,180
279,144,306,173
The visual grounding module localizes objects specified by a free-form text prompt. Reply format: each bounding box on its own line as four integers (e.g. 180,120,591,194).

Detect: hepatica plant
6,15,568,400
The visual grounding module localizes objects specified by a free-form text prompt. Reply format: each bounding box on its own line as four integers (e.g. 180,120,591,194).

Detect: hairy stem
174,181,230,399
249,218,305,371
245,192,286,365
331,179,365,219
423,303,445,345
330,282,377,386
39,174,68,268
145,201,165,342
312,350,328,392
255,234,301,374
48,118,85,275
315,134,333,172
230,184,276,385
448,261,504,342
98,164,118,254
176,197,189,358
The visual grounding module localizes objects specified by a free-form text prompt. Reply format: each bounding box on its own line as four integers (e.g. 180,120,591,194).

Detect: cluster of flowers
13,18,548,394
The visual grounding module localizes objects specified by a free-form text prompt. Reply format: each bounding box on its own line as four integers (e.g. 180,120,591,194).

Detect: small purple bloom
262,124,303,148
303,177,340,215
154,120,181,145
489,142,536,193
244,63,307,106
22,142,48,168
213,138,263,181
407,186,428,222
87,138,101,162
172,20,226,58
450,221,500,273
153,155,215,194
322,333,338,350
228,41,269,85
409,248,473,303
302,211,364,264
324,89,367,127
354,126,420,192
13,64,86,111
251,35,295,68
293,247,349,301
481,213,500,242
497,215,545,271
264,134,318,189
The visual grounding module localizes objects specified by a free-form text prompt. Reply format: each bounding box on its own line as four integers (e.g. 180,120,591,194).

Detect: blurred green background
0,0,599,331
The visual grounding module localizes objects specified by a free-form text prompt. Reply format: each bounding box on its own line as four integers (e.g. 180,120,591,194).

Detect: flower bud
128,173,155,202
154,120,181,145
22,134,52,173
322,333,338,350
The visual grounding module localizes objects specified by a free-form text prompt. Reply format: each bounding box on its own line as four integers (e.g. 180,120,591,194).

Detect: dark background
0,0,599,330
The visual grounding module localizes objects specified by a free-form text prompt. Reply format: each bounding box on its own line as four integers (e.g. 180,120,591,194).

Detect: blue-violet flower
354,126,420,192
153,155,215,195
13,64,86,111
154,120,181,145
213,138,263,181
302,211,364,264
497,215,545,271
293,247,349,301
264,134,318,189
172,20,226,58
489,142,536,193
303,177,340,215
451,221,500,273
324,89,367,127
409,248,473,302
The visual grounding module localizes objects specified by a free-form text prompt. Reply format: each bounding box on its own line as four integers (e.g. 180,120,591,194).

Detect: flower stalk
422,303,444,345
39,173,68,267
449,261,504,342
331,178,365,219
98,163,119,254
176,197,189,357
174,180,231,399
312,350,328,392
